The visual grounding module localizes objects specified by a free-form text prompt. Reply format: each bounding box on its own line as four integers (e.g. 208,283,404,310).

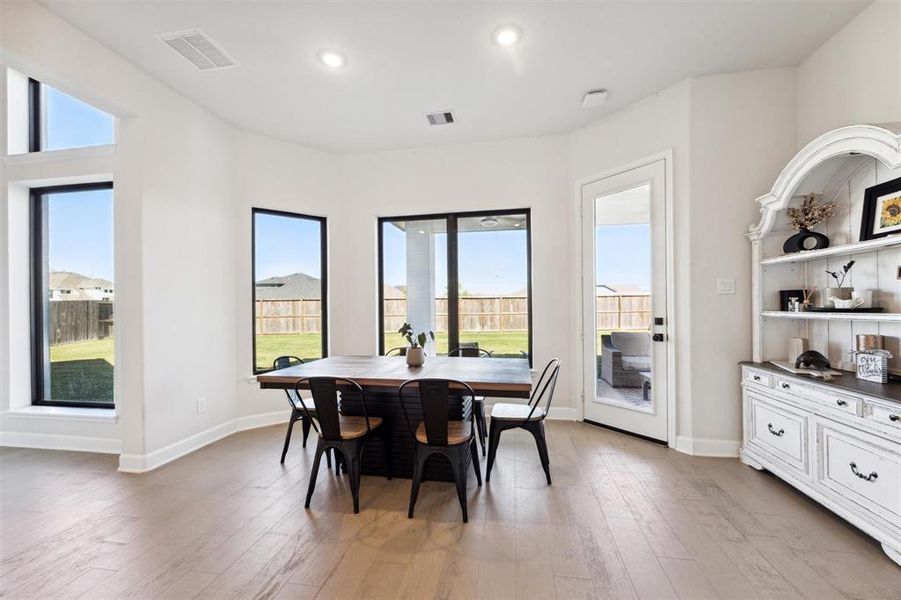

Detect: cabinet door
816,420,901,522
747,392,810,476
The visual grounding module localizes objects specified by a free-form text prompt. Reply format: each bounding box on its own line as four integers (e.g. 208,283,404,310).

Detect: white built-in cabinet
743,124,901,567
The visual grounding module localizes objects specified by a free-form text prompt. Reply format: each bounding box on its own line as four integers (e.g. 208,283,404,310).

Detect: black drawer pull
781,382,790,390
890,414,899,422
849,462,878,482
836,399,847,407
752,375,761,381
767,423,785,437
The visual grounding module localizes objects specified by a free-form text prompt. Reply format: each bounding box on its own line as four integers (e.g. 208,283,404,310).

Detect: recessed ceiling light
492,25,521,47
480,216,499,228
318,49,346,68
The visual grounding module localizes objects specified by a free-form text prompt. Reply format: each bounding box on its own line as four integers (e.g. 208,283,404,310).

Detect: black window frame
377,208,532,365
31,181,115,409
252,208,329,374
28,77,41,152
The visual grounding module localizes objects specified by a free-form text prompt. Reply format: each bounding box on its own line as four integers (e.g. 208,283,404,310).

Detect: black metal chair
275,356,323,465
447,346,491,456
294,377,391,513
398,378,482,523
385,347,408,356
486,359,560,485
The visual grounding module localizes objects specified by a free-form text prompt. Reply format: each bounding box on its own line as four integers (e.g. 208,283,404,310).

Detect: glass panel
381,218,448,355
594,184,653,411
42,83,114,151
456,213,529,358
39,187,115,405
254,212,325,370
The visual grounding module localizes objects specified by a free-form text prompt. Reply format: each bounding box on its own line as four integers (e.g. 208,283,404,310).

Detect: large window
378,210,531,360
29,78,115,152
31,183,115,408
253,209,327,372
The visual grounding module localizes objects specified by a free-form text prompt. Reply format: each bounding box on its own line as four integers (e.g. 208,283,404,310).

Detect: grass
49,337,114,404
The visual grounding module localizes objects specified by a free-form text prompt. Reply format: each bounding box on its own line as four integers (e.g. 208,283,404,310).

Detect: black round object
783,228,829,253
794,350,831,371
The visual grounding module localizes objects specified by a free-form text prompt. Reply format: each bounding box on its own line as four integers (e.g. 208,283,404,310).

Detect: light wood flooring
1,420,899,599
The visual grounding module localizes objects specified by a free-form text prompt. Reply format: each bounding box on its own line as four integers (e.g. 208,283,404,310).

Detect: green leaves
398,322,435,348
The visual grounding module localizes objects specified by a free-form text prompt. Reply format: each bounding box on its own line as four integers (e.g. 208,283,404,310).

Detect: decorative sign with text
856,352,890,384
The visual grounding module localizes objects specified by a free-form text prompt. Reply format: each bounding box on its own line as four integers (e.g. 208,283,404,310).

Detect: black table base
337,390,471,482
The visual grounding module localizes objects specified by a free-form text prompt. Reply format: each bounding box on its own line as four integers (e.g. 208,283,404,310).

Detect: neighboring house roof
383,284,405,299
50,271,113,291
596,283,649,296
255,272,323,300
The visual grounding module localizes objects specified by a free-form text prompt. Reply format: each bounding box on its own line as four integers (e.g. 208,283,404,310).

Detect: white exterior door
581,159,671,442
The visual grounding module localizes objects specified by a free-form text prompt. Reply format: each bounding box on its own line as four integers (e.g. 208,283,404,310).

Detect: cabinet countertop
740,361,901,406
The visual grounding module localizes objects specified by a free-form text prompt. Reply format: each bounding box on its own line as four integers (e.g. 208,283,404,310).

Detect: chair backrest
448,346,492,358
526,359,561,420
273,355,304,407
610,332,650,357
293,377,369,441
397,378,476,447
385,347,408,357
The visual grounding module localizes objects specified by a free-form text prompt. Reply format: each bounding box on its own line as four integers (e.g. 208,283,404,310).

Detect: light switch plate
716,278,735,294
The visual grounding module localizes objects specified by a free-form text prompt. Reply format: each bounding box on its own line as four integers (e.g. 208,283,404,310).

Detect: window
378,210,531,361
29,78,115,152
253,209,327,372
31,183,115,408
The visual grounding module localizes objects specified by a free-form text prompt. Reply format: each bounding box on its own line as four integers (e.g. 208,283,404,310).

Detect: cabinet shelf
761,310,901,322
760,235,901,265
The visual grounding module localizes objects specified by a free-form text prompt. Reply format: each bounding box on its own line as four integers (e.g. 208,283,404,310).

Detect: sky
596,224,651,291
255,213,323,280
48,189,114,281
44,84,115,150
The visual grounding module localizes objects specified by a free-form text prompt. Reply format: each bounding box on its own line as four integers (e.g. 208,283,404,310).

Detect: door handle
652,333,665,342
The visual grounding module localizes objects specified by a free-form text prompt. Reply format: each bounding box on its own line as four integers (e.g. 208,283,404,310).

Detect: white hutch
742,124,901,566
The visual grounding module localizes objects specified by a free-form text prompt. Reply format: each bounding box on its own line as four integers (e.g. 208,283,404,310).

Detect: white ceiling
39,1,868,154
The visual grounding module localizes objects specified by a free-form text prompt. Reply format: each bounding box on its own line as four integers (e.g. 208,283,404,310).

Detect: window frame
251,208,329,374
377,208,532,365
28,78,41,152
30,181,115,409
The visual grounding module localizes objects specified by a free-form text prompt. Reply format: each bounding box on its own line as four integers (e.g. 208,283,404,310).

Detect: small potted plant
783,194,836,253
398,322,435,367
825,260,856,306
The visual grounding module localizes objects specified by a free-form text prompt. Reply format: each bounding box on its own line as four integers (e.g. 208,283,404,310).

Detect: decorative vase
783,228,829,253
825,287,853,307
406,347,425,367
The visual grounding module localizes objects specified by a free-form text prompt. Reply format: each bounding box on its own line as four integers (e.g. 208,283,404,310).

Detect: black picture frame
859,175,901,241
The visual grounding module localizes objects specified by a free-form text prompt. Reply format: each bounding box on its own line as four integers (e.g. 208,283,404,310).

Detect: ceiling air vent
158,29,237,71
426,111,455,126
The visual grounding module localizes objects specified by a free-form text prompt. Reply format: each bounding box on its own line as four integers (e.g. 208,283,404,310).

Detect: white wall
1,0,239,464
687,69,797,450
796,0,901,146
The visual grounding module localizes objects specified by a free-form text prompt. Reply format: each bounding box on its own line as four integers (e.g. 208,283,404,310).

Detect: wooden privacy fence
49,300,114,345
256,294,650,335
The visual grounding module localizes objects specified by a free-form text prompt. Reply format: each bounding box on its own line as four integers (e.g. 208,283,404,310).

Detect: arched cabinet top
748,124,901,241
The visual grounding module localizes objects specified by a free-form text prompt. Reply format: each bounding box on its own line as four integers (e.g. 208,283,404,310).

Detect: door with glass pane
581,160,669,442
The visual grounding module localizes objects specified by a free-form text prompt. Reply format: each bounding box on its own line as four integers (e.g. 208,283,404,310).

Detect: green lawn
256,333,324,370
49,337,114,404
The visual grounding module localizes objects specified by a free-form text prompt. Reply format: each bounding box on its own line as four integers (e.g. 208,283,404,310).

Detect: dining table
256,355,532,480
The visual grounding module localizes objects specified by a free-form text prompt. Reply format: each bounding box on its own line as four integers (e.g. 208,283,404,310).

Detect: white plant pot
406,347,425,367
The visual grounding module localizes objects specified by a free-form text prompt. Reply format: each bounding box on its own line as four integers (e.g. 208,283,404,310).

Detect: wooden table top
256,355,532,397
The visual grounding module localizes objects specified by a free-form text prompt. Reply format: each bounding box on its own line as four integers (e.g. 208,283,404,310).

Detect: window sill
5,406,118,423
3,143,116,166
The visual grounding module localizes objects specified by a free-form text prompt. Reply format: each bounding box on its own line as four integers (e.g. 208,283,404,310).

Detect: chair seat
415,421,472,445
490,403,545,421
317,415,383,440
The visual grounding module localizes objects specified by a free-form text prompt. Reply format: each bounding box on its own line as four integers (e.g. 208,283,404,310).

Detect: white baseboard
675,435,740,457
0,430,122,454
118,409,291,473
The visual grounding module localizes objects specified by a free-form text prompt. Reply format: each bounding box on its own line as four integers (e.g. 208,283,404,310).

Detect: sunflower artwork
861,176,901,241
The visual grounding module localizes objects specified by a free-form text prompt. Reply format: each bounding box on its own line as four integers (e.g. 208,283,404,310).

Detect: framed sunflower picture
860,176,901,241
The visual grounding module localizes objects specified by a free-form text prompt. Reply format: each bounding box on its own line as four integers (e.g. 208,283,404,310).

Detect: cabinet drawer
774,376,862,416
867,403,901,432
748,394,809,474
744,368,772,388
817,422,901,520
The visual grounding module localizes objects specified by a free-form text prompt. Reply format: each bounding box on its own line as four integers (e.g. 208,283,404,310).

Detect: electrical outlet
196,397,206,414
716,278,735,294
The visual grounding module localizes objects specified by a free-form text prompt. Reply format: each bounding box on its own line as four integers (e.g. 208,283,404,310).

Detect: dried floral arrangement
787,194,836,230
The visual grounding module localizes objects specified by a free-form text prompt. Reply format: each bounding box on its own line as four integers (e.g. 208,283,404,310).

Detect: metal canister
855,334,884,351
